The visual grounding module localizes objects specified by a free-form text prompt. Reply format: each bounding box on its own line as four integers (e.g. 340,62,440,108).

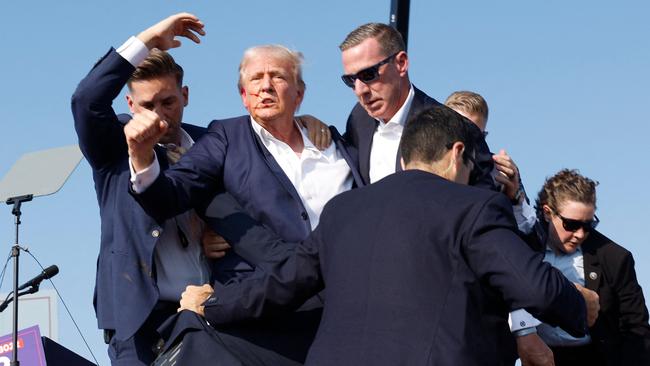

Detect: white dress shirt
368,85,415,183
250,118,353,229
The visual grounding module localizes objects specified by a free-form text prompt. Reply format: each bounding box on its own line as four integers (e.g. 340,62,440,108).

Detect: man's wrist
513,326,537,337
510,186,524,205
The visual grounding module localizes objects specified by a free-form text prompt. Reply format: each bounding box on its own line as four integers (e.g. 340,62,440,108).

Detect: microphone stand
6,194,32,366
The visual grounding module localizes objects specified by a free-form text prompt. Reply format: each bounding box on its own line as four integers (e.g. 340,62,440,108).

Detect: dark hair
400,105,480,165
127,49,184,89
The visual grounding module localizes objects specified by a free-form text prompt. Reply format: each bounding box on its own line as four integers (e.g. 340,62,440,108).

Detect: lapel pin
589,272,598,280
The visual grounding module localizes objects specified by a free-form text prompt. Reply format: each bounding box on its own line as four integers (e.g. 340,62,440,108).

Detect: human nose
573,227,587,240
260,74,274,92
353,78,370,96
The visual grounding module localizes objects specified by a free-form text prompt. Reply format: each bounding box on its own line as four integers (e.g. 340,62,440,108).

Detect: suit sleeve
612,252,650,363
131,123,228,223
203,219,325,324
469,125,498,191
71,48,134,170
463,194,588,337
200,192,299,266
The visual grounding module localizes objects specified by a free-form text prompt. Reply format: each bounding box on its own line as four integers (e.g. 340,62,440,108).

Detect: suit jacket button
151,229,161,238
301,212,308,220
589,272,598,280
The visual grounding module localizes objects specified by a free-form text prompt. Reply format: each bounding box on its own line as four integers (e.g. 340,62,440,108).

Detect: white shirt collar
377,84,415,127
249,116,323,156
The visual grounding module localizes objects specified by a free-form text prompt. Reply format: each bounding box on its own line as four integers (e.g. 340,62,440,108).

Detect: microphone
18,265,59,291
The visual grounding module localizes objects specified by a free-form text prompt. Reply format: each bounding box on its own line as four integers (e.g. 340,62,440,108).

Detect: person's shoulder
412,85,443,107
207,115,250,131
585,230,632,259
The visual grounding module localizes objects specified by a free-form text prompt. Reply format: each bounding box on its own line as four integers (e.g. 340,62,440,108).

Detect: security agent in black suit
339,23,495,190
179,106,590,366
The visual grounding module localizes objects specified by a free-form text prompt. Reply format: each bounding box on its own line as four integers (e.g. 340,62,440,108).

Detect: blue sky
1,1,649,364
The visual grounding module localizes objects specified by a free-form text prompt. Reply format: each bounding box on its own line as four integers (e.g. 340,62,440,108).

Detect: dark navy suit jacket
343,86,496,190
205,170,588,366
71,48,209,341
133,116,363,244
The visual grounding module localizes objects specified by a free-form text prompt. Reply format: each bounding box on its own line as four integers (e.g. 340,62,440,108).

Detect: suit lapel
357,112,378,185
582,241,602,292
331,127,364,188
246,121,306,208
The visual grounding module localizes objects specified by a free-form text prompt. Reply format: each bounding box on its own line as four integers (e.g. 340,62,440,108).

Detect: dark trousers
550,343,605,366
107,301,177,366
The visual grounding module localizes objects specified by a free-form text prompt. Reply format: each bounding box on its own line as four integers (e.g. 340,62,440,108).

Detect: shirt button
151,229,160,238
301,212,308,220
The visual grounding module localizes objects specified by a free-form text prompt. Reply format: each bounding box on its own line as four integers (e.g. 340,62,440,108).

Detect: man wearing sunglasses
339,23,559,366
339,23,495,190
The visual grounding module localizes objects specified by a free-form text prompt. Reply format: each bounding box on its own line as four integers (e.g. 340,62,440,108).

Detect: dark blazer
204,170,588,366
343,86,496,190
529,225,650,365
133,115,364,244
70,48,207,341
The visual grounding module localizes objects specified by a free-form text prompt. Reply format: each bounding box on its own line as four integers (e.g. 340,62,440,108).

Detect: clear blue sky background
0,1,648,364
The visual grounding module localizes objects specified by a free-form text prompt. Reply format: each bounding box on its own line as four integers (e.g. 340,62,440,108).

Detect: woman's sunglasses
556,212,600,233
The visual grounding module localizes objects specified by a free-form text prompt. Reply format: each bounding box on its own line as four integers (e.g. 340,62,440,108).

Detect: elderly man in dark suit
338,23,494,188
179,105,591,366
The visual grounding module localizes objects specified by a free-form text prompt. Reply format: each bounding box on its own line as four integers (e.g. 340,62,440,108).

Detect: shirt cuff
129,152,160,193
116,36,149,68
513,199,537,234
509,309,541,332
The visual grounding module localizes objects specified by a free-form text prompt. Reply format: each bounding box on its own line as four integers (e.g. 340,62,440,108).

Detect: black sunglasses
556,213,600,233
341,53,398,88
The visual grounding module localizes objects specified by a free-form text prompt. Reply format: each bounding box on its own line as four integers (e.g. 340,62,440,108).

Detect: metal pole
389,0,411,51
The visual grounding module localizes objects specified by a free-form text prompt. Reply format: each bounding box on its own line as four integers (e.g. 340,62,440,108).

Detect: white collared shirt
368,85,415,183
250,118,353,229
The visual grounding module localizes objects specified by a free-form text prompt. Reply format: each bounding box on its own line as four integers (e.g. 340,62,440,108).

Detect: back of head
237,44,306,93
401,106,480,166
339,22,405,56
444,91,489,123
535,169,598,219
127,49,184,90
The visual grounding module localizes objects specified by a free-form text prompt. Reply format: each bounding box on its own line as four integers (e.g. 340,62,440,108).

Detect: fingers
298,114,332,150
574,283,600,326
125,110,168,144
202,229,232,259
179,284,214,316
318,127,332,150
138,13,205,50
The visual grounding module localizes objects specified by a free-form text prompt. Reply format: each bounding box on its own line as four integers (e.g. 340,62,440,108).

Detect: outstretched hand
137,12,205,51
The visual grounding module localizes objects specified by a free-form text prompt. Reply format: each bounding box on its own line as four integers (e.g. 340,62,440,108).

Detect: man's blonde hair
444,91,489,122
